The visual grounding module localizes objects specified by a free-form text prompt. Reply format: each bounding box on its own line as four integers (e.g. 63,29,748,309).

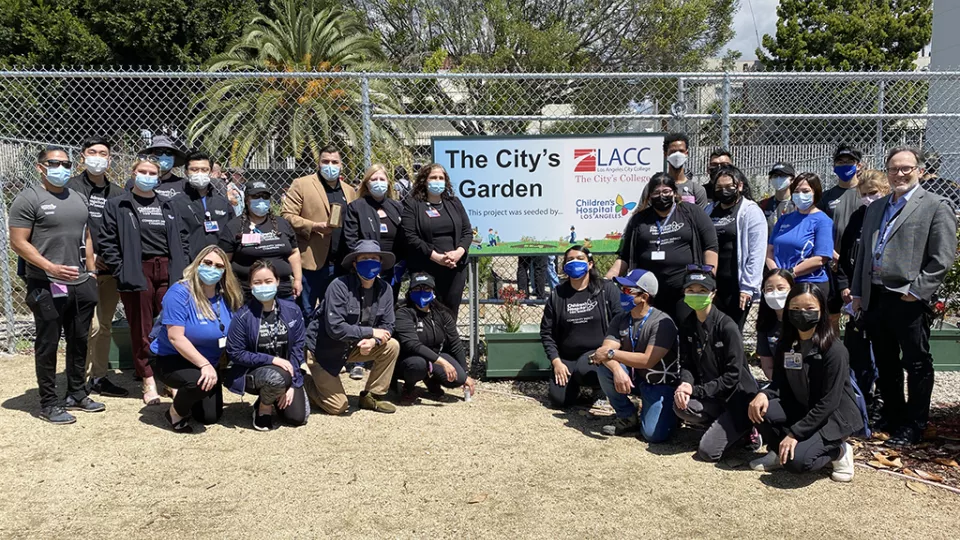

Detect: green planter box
484,332,549,378
107,319,134,371
931,324,960,371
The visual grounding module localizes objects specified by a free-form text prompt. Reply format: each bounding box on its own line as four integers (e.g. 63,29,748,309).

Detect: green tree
758,0,932,71
187,0,406,171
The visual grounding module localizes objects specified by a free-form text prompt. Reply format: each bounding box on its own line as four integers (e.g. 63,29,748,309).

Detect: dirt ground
1,356,959,539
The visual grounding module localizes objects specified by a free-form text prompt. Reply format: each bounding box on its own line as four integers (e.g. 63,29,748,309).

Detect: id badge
218,336,227,349
651,251,666,261
380,223,389,233
425,208,441,218
784,352,803,370
50,282,69,298
681,195,696,204
241,233,262,246
204,220,220,233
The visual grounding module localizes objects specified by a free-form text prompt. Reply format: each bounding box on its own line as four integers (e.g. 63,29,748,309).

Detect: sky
724,0,780,61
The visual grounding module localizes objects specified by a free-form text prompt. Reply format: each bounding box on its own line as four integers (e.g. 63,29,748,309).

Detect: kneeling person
226,260,309,430
595,270,680,443
674,268,759,461
306,240,400,414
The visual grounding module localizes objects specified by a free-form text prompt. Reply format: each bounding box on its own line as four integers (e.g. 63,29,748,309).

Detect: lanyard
654,205,677,251
627,308,653,352
874,204,906,260
212,296,225,336
201,196,208,212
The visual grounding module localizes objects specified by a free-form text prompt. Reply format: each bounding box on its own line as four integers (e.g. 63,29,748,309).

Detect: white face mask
666,151,688,169
188,173,211,190
860,193,883,207
764,290,788,311
771,176,791,192
84,155,108,175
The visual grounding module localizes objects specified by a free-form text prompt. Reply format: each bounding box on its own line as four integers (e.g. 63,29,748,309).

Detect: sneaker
252,400,273,431
358,392,397,413
349,365,365,380
90,377,129,398
40,406,76,425
745,427,763,453
65,396,106,413
886,425,922,447
749,451,782,472
601,415,640,436
830,442,855,482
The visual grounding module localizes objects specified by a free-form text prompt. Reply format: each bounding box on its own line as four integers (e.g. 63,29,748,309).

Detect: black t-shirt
428,202,457,254
132,194,168,258
818,185,849,219
256,309,289,359
377,207,398,254
556,287,606,360
360,286,375,326
323,180,347,256
710,200,740,284
220,216,297,296
756,319,782,358
618,203,719,291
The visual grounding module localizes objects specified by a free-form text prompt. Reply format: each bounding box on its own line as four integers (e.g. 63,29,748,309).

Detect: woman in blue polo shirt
766,172,834,299
150,245,244,432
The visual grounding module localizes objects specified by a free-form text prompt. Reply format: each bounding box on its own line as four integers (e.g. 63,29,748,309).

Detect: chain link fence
2,69,960,355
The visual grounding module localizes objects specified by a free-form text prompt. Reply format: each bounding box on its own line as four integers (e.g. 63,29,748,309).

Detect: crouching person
225,260,309,430
595,270,680,443
747,283,863,482
305,240,399,414
673,267,760,461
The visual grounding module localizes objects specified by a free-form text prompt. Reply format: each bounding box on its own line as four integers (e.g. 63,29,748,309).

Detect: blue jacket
306,273,395,376
224,298,305,395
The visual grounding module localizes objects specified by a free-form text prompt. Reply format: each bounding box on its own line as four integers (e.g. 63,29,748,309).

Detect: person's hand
312,221,332,235
901,294,919,302
841,288,852,304
94,254,108,271
551,358,570,387
435,357,457,382
430,251,447,265
612,366,634,394
463,376,476,395
198,364,218,392
292,279,303,298
272,357,294,377
851,297,862,314
779,434,798,465
446,248,465,265
748,392,769,424
47,264,80,282
594,346,610,363
739,292,752,310
372,328,391,342
277,387,295,410
674,382,693,411
440,252,458,268
358,338,375,355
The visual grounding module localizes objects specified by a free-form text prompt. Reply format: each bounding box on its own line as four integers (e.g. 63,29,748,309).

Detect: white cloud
724,0,780,60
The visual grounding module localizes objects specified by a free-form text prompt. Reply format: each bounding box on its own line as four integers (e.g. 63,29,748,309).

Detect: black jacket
835,205,866,293
679,307,759,401
342,195,406,258
540,279,622,361
98,191,189,292
169,183,235,260
401,195,472,272
395,304,466,368
763,339,864,442
67,171,123,252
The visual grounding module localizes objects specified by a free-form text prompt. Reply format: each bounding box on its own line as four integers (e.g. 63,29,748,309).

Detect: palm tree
187,0,406,171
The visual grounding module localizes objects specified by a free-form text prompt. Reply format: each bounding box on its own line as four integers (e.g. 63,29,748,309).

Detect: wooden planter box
484,332,550,378
107,319,134,371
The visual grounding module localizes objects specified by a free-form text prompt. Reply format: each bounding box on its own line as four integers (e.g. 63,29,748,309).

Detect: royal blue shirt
150,281,233,365
769,210,834,283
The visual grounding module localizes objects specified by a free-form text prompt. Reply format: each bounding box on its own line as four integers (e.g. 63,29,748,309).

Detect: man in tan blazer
282,144,357,317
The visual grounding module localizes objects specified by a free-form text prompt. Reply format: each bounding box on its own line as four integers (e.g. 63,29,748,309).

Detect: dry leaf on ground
906,482,928,494
467,493,488,504
915,470,945,483
868,460,889,469
902,469,921,478
872,453,903,469
873,432,891,442
933,458,960,468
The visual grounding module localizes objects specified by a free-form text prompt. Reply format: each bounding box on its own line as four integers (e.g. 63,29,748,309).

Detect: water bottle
464,387,472,402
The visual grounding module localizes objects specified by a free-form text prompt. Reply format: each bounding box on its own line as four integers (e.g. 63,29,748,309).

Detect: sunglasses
42,160,73,168
200,260,226,270
620,286,643,295
154,150,176,157
686,264,715,273
248,194,270,200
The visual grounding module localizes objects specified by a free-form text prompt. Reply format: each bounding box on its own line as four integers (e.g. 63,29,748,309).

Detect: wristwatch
606,348,616,360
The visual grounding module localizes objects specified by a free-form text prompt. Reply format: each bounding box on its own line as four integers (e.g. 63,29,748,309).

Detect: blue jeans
299,263,338,319
546,256,560,288
597,363,677,443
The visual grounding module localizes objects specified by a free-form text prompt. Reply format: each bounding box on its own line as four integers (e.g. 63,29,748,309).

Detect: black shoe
252,399,273,431
425,378,445,398
399,383,420,406
163,410,193,433
65,396,106,413
886,425,921,447
40,406,76,425
90,377,130,398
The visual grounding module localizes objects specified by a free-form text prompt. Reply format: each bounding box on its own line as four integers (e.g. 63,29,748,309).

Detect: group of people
540,134,957,481
10,137,476,431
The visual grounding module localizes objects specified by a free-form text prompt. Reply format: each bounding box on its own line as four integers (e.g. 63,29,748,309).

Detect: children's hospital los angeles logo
576,194,637,220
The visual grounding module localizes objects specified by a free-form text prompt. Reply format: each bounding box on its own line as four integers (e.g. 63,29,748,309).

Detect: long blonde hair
859,169,890,196
356,163,397,200
180,245,243,320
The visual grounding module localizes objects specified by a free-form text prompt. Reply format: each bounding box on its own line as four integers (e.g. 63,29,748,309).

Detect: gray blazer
852,186,957,310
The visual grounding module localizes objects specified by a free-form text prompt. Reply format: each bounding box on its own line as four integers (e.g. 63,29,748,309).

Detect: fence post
361,75,372,169
675,77,686,133
0,174,15,354
468,257,479,366
876,80,886,163
721,71,731,150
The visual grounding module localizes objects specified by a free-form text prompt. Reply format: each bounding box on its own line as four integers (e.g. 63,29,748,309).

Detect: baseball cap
410,272,436,290
245,181,271,197
833,144,862,162
614,269,659,298
768,162,796,178
682,268,717,292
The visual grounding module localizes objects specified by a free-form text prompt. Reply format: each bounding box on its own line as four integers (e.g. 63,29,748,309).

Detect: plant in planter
485,285,550,378
498,285,526,333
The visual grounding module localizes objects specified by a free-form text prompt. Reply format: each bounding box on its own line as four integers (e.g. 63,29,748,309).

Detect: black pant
25,278,98,409
432,265,468,324
865,286,934,429
757,398,843,473
845,315,878,408
714,279,751,330
517,256,547,298
548,352,599,408
153,354,224,424
395,353,467,388
673,396,752,462
245,365,309,426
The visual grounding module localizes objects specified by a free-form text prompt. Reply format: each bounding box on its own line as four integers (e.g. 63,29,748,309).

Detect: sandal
164,410,193,433
142,384,161,406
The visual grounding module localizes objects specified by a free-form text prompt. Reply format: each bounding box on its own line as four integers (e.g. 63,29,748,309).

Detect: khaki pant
86,273,121,379
305,338,399,415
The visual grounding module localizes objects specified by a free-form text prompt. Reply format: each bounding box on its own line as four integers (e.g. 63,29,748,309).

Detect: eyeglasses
136,154,162,165
620,286,643,295
686,264,715,273
886,166,918,176
651,189,675,197
200,260,226,270
41,160,73,168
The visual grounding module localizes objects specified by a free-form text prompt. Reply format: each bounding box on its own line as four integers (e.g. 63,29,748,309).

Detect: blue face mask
250,199,271,217
620,292,636,311
410,290,435,309
792,192,814,210
252,283,278,302
564,260,589,279
45,166,71,187
156,155,175,172
834,164,857,183
198,264,224,285
428,180,446,195
356,259,382,280
320,164,341,182
134,173,159,192
369,180,389,197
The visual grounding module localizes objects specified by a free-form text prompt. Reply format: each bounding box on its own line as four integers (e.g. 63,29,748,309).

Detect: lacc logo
574,147,652,172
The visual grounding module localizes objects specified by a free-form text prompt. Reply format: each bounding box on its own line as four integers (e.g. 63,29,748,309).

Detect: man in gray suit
852,147,958,447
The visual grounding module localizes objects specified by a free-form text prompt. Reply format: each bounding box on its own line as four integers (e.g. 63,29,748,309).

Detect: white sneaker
349,365,364,380
830,442,855,482
749,451,782,472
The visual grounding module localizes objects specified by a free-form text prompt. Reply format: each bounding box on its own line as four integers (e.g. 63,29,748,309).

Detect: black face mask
717,187,739,205
788,310,820,332
650,194,674,212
